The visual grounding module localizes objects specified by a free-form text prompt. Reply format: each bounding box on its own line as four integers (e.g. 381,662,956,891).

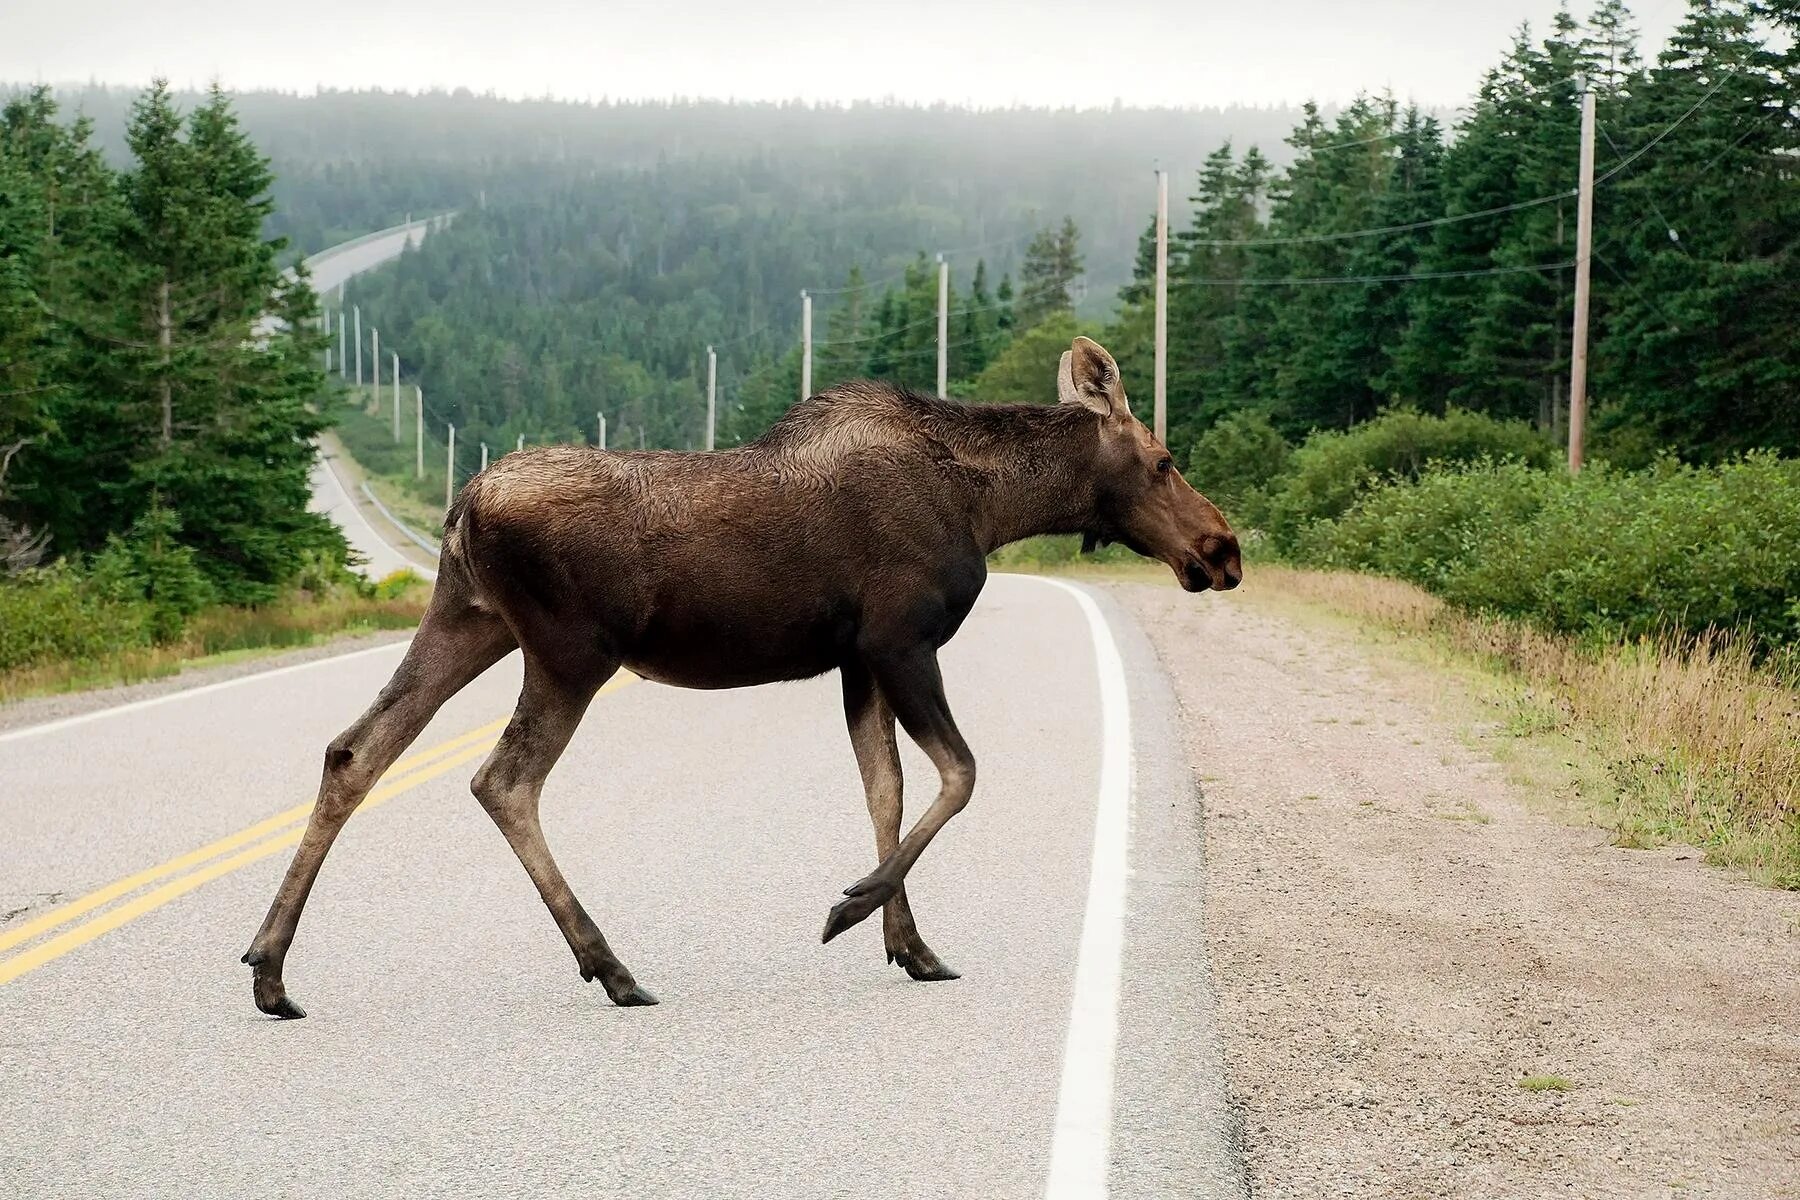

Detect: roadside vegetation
999,406,1800,889
0,84,429,703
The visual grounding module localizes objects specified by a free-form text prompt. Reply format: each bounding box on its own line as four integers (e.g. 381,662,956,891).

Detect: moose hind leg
242,601,515,1018
840,663,958,982
471,661,656,1007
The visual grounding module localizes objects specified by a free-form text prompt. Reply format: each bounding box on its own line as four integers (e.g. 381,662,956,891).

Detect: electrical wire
812,300,1011,348
1172,259,1577,288
1184,69,1738,251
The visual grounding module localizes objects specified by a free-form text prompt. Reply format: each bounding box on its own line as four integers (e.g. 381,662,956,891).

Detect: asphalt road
310,450,437,582
0,573,1244,1198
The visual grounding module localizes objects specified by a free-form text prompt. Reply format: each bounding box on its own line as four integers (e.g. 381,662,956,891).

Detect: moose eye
1156,456,1173,474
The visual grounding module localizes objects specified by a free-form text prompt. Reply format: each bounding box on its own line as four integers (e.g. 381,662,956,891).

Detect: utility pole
446,424,456,510
321,312,331,372
1154,168,1169,445
800,290,812,402
370,327,380,416
705,344,717,451
337,311,347,379
937,254,949,399
597,411,607,450
1568,83,1596,473
353,307,363,387
415,387,424,479
480,443,489,472
517,433,525,453
392,352,401,441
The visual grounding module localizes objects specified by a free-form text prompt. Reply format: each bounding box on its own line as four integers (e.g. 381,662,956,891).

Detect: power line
813,300,1010,348
1172,259,1576,288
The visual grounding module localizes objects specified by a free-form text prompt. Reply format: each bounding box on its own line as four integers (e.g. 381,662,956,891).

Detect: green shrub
0,563,155,671
1183,410,1291,519
1259,408,1556,549
89,504,217,641
1301,453,1800,649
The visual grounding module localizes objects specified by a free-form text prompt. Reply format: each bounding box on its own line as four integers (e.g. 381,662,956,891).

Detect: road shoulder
0,630,411,737
1107,579,1800,1200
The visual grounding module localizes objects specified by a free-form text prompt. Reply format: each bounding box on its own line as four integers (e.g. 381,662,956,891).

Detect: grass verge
1234,564,1800,890
0,577,429,705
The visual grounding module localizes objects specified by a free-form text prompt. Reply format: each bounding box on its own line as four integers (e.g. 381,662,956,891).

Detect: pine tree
1015,217,1083,329
1592,0,1800,456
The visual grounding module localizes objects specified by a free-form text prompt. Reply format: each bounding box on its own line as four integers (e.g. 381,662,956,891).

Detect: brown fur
242,337,1240,1015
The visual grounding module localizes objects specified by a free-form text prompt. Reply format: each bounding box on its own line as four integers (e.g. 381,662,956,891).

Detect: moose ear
1058,336,1121,417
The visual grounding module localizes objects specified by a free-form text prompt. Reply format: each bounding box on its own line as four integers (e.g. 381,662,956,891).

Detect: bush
0,563,154,672
1183,410,1291,519
1301,453,1800,649
1258,408,1556,549
88,504,217,641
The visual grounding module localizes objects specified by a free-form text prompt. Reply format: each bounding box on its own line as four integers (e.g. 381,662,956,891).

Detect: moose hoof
610,983,660,1008
244,950,307,1019
893,950,961,983
822,882,895,944
252,980,307,1020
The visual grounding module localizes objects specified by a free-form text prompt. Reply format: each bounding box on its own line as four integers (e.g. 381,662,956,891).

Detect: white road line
1026,575,1133,1199
0,640,411,745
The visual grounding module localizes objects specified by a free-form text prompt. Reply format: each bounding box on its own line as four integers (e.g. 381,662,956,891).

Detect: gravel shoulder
1108,579,1800,1200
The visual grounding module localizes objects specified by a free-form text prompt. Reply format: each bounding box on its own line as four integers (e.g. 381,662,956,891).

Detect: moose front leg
839,663,960,981
823,647,975,950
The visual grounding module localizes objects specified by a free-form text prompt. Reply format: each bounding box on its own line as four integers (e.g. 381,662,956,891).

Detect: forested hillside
36,84,1311,283
319,0,1796,478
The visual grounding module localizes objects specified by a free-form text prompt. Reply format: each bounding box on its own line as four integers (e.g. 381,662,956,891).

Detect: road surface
304,217,442,298
0,574,1244,1198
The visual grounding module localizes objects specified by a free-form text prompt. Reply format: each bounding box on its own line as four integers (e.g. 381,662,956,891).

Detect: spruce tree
1014,217,1083,329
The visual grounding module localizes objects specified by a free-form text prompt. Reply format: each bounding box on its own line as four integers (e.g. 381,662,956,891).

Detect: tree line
0,83,340,604
1110,0,1798,464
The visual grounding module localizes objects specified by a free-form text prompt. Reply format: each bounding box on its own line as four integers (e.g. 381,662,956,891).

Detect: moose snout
1198,533,1242,592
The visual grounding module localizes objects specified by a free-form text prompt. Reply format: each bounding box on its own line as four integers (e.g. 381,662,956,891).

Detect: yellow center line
0,739,502,986
0,671,638,980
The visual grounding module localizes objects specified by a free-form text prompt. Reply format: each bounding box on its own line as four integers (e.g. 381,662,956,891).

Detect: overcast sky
6,0,1687,110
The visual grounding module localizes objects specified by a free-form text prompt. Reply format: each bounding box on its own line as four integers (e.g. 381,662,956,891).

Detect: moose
242,335,1241,1016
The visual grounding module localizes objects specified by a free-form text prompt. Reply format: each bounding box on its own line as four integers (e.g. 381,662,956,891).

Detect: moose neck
937,403,1102,553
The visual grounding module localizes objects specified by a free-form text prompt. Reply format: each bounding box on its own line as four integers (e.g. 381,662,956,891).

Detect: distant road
303,215,445,297
301,217,449,580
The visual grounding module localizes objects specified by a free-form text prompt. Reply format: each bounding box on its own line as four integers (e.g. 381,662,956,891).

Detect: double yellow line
0,673,634,986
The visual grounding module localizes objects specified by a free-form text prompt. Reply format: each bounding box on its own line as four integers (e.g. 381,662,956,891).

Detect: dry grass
1247,564,1800,888
0,581,429,705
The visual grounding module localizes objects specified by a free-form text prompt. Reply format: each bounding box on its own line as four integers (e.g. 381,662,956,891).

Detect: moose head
1059,336,1242,592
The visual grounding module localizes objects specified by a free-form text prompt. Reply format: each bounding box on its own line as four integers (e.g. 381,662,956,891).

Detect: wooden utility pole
937,254,949,399
1154,169,1169,445
705,345,717,451
801,290,812,402
445,424,455,510
1568,84,1596,473
414,387,424,480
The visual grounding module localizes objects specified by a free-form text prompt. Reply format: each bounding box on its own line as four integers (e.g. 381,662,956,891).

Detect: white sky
4,0,1688,109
